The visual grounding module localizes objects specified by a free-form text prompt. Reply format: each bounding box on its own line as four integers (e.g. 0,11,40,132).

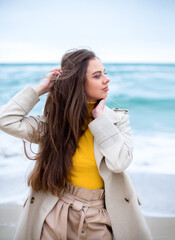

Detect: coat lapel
93,105,117,171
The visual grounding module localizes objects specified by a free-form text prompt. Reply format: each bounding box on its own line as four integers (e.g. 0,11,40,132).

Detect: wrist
34,85,47,96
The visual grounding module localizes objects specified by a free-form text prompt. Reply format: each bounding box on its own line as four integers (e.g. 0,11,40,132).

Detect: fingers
51,67,62,72
92,99,105,118
95,99,105,111
51,68,63,81
98,99,105,108
51,68,63,75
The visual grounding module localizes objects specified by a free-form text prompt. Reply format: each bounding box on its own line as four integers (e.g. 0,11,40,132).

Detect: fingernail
56,75,59,81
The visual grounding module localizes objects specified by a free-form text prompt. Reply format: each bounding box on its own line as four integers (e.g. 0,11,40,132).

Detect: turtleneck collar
87,101,97,119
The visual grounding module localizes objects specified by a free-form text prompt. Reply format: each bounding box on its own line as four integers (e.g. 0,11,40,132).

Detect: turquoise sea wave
0,63,175,215
1,63,174,135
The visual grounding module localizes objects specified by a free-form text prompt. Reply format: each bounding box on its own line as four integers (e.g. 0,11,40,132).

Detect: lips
102,86,109,91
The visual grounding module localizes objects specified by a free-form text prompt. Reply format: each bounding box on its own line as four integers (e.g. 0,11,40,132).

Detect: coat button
137,197,141,205
30,197,35,204
124,197,130,203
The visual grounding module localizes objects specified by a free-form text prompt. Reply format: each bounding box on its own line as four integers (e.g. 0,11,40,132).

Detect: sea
0,63,175,217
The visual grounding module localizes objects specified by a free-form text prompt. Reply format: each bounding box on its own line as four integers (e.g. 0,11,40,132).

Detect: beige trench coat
0,86,152,240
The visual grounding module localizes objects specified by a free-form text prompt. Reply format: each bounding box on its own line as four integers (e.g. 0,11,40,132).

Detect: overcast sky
0,0,175,63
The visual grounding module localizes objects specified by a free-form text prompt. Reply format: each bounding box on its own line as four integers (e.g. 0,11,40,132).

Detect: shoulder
112,107,129,114
104,105,129,123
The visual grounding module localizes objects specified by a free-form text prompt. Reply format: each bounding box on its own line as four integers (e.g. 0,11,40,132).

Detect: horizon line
0,61,175,65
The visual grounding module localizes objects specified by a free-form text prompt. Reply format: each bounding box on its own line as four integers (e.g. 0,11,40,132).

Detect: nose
103,74,110,84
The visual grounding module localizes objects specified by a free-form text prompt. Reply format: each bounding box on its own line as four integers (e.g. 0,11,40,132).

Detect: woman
0,49,152,240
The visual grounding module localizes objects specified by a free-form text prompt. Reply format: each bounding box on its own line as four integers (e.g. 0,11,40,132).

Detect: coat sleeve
0,86,45,143
88,111,133,173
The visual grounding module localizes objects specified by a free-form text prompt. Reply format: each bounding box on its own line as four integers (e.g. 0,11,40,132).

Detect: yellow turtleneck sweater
69,102,104,189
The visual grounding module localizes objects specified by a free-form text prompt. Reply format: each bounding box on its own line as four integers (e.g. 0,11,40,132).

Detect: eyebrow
92,69,105,75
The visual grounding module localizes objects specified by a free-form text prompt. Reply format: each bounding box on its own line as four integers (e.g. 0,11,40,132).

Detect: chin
102,93,108,98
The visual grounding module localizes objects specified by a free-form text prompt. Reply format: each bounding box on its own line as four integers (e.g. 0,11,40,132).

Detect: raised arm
0,68,62,143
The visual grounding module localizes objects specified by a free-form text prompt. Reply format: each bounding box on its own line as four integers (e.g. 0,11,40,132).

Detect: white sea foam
130,133,175,174
0,62,175,217
0,132,36,204
0,131,175,216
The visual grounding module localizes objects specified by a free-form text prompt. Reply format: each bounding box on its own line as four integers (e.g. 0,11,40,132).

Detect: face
85,58,110,102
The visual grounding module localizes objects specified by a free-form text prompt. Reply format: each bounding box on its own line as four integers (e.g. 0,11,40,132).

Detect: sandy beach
146,216,175,240
0,203,175,240
0,204,21,240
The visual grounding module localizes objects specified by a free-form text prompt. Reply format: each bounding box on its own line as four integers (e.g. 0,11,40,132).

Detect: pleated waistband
64,183,105,201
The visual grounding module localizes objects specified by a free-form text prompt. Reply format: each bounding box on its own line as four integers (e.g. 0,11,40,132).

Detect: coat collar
103,105,118,123
103,105,127,124
92,105,117,173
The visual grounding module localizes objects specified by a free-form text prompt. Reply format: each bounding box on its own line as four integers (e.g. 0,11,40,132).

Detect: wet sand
0,204,21,240
145,216,175,240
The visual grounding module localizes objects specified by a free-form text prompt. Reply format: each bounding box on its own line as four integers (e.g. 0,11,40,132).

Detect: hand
34,68,62,96
92,99,105,119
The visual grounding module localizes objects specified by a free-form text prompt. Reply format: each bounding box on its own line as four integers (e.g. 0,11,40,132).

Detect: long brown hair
27,49,96,196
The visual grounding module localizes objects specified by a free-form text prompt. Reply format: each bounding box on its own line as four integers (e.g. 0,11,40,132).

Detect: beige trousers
41,184,112,240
